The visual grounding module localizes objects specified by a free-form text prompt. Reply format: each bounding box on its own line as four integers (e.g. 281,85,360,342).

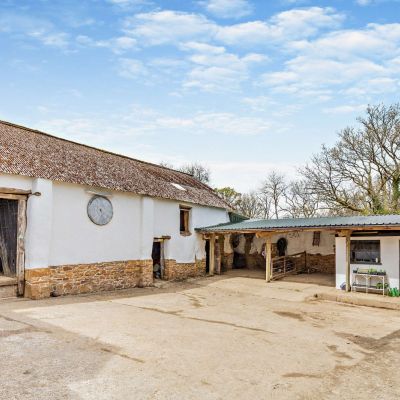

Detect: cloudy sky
1,0,399,191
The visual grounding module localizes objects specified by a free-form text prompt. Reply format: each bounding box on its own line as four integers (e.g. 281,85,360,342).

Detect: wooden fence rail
271,251,306,281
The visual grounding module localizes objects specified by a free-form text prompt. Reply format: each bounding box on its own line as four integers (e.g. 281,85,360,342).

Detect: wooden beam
345,230,352,292
0,193,28,200
265,235,272,282
0,187,31,196
16,199,27,296
209,233,215,276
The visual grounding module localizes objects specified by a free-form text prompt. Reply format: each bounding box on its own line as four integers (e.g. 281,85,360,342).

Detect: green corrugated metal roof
197,214,400,232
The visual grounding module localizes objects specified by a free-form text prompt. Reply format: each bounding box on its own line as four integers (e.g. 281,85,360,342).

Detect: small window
312,231,321,246
350,240,381,264
179,205,191,235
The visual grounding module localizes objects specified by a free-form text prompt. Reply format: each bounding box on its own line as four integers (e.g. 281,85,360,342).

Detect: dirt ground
1,272,400,400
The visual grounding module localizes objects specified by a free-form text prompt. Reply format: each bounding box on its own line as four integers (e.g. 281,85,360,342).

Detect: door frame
0,190,28,296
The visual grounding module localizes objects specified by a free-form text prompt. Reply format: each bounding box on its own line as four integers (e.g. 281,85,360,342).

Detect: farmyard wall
25,260,153,299
0,173,229,299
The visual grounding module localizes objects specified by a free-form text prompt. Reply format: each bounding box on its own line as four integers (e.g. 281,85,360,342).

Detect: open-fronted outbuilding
197,215,400,293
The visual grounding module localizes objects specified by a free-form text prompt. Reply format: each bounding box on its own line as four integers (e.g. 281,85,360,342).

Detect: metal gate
0,199,18,277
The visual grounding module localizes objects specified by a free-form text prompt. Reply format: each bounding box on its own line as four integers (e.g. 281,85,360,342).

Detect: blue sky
1,0,400,191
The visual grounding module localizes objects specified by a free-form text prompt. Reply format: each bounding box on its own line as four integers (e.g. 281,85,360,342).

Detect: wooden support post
345,231,352,292
265,235,272,282
160,240,165,280
209,233,215,276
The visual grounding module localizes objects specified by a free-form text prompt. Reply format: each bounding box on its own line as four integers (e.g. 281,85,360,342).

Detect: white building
198,215,400,294
0,120,230,299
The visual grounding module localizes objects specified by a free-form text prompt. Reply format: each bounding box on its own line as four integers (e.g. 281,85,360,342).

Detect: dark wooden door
0,199,18,277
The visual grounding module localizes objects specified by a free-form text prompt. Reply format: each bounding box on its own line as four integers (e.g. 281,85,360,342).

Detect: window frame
312,231,321,246
350,240,381,265
179,205,192,236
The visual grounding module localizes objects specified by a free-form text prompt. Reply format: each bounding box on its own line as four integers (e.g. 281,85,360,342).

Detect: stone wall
305,253,335,274
222,253,234,271
163,259,206,281
24,259,153,300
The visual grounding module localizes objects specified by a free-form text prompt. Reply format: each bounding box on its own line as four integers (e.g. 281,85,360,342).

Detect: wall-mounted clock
87,195,113,226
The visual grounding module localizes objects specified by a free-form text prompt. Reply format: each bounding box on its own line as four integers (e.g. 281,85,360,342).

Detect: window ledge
180,231,192,237
351,262,382,266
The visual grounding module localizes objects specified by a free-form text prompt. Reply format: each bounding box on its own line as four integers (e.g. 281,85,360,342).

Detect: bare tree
302,104,400,215
160,161,211,185
282,180,320,218
179,162,211,184
237,191,263,219
259,171,287,219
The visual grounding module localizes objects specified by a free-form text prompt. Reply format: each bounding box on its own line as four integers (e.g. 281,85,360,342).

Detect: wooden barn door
0,199,19,277
0,193,27,296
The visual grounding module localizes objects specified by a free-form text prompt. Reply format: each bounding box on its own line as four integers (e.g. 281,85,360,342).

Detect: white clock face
87,196,113,226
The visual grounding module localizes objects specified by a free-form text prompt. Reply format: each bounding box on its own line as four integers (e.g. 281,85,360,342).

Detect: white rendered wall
0,173,33,191
0,173,229,268
153,198,229,263
235,231,335,256
49,182,143,266
25,178,53,269
335,237,346,289
335,236,400,290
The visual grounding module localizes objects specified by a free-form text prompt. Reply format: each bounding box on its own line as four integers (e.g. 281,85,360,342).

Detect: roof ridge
0,119,198,180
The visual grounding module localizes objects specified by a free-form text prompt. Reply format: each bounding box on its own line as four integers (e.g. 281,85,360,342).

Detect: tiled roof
0,120,230,209
197,214,400,232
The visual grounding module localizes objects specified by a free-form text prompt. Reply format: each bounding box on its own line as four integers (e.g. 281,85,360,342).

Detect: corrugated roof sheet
197,214,400,232
0,120,230,209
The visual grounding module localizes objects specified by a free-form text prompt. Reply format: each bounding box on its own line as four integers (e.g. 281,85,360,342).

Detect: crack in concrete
100,347,145,364
127,304,274,334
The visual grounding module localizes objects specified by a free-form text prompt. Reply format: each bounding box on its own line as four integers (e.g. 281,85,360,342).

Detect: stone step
0,276,18,299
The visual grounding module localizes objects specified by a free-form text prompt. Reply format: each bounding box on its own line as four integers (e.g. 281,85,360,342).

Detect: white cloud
261,22,400,100
198,0,253,19
322,104,367,114
123,11,216,46
118,58,148,79
215,7,344,45
30,31,69,48
77,35,137,53
107,0,152,9
0,14,70,48
180,41,267,91
123,7,344,47
153,112,274,136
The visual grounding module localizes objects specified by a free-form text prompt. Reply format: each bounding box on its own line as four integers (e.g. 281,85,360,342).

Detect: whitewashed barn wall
0,173,229,270
335,236,400,289
153,198,228,263
234,231,335,256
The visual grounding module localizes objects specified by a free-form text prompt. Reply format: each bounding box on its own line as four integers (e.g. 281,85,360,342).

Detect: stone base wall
305,253,335,274
24,260,153,300
246,253,265,269
163,259,206,281
222,253,234,271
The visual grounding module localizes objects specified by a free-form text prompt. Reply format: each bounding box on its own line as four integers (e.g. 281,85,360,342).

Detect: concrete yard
1,273,400,400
